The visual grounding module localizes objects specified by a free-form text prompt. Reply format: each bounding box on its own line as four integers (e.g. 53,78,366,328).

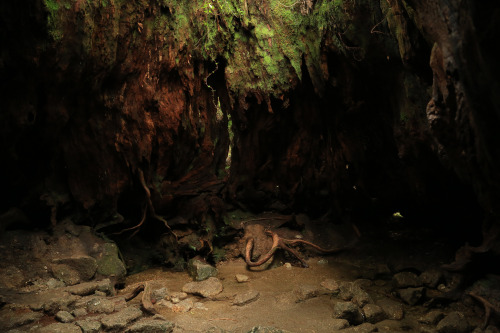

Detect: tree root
468,292,500,329
120,282,156,314
245,230,355,268
116,169,177,240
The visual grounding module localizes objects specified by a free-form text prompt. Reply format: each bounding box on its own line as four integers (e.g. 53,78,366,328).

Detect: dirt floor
0,216,497,333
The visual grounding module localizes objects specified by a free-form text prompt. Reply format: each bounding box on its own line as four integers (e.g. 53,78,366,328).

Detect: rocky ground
0,216,499,332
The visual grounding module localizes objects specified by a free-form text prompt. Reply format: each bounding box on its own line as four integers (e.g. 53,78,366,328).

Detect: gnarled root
245,230,355,268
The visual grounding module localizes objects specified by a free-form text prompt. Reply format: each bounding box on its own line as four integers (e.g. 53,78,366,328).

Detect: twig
370,16,387,35
468,292,500,328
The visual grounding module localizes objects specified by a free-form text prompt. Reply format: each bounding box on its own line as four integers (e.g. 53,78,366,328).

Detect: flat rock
436,311,469,333
182,277,223,298
66,279,113,296
363,303,386,323
294,284,319,302
101,306,143,330
340,322,377,333
52,255,97,281
330,319,349,330
55,310,75,323
85,296,121,314
338,281,355,301
352,288,372,307
124,318,175,333
375,319,414,332
38,323,82,333
332,301,363,325
28,290,80,315
0,308,43,330
398,287,424,305
320,278,340,292
158,298,194,313
236,274,249,283
376,298,404,320
51,263,81,286
233,290,260,306
393,272,422,288
72,308,88,318
76,319,101,333
419,310,445,325
169,291,188,303
420,269,443,289
187,259,218,281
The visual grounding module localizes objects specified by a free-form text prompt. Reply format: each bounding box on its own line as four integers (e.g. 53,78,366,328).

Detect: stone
187,258,218,281
375,319,415,332
352,288,373,307
340,322,377,333
55,310,75,323
52,255,98,281
46,278,66,289
398,287,424,305
171,299,194,313
86,297,118,314
233,290,260,306
95,243,127,279
51,264,81,286
72,308,88,318
321,278,340,292
236,274,249,283
76,319,101,333
332,301,363,325
151,287,169,302
420,269,443,289
157,298,194,313
436,311,470,333
393,272,422,288
376,298,404,320
338,281,354,301
101,306,143,330
38,323,82,333
66,279,114,296
0,308,43,330
125,318,175,333
182,277,223,298
169,291,188,303
294,284,319,302
353,279,373,289
33,290,80,315
418,310,445,325
330,319,349,330
363,304,386,323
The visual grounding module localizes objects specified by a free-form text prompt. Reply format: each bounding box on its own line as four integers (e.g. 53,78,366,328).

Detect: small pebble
284,263,292,269
235,274,249,283
317,258,328,265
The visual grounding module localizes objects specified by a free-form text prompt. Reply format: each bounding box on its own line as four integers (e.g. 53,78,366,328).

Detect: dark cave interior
1,0,500,332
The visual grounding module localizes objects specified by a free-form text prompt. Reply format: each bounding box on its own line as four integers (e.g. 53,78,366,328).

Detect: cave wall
1,0,499,246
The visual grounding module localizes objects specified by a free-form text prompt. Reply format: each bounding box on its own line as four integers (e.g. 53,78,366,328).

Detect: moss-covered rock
96,243,127,279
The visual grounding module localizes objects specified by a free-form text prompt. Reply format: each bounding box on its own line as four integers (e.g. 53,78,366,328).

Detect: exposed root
116,169,177,240
468,292,500,329
245,230,356,268
120,282,156,314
